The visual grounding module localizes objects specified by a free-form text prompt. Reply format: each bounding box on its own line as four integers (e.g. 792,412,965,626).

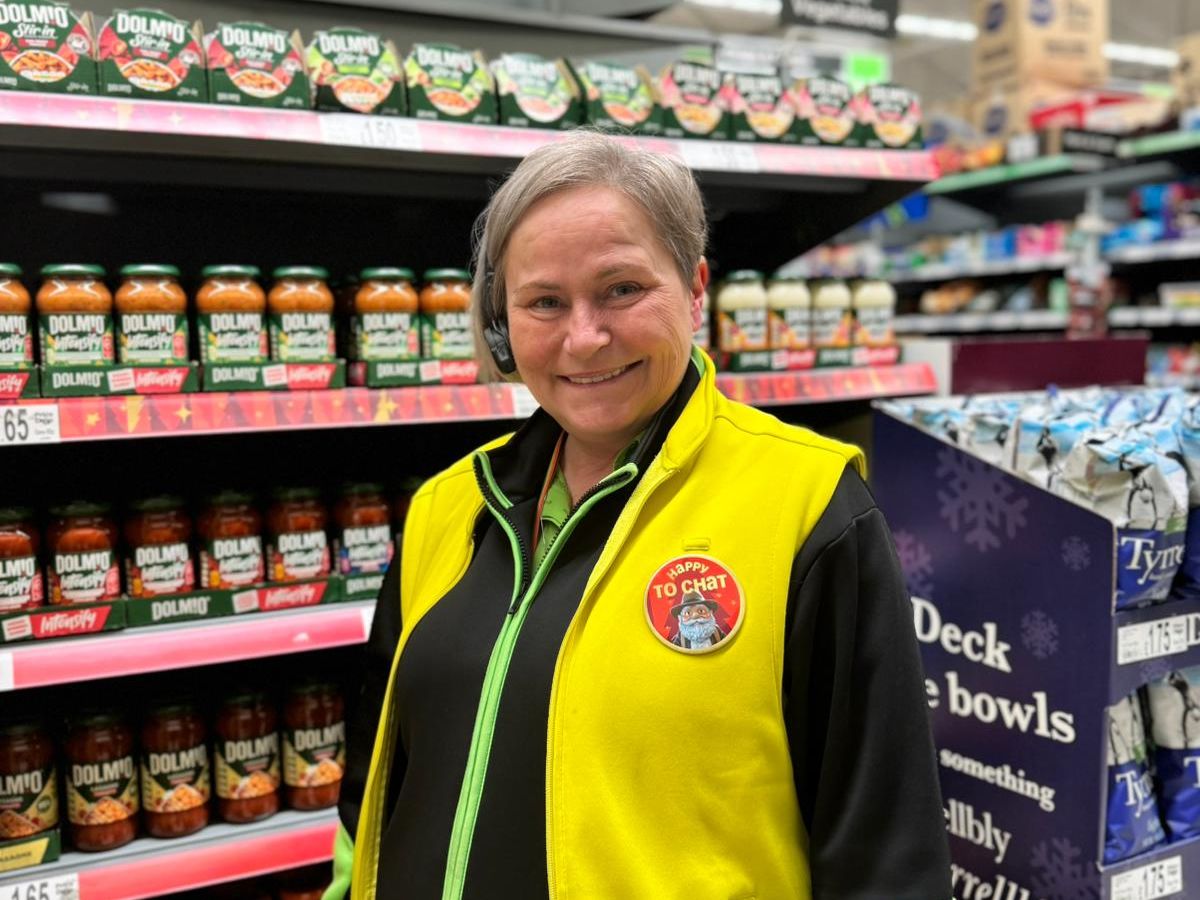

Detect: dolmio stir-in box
307,26,404,116
404,41,495,124
205,20,309,109
96,7,206,101
0,1,97,94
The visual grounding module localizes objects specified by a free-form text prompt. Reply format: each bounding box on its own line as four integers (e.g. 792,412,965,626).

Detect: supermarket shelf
0,601,374,692
0,809,337,898
1109,306,1200,327
894,310,1068,334
925,154,1100,195
0,367,937,444
1118,128,1200,160
1106,238,1200,264
888,253,1071,284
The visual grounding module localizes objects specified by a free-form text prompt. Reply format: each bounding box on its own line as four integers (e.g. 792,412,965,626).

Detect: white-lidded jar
717,270,769,352
811,280,853,348
767,275,811,350
853,279,896,347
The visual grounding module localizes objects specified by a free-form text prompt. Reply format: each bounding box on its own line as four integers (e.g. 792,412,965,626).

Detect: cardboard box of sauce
205,20,309,109
491,51,581,130
97,7,206,101
0,1,97,95
571,59,660,134
658,60,727,140
404,41,495,124
307,26,404,116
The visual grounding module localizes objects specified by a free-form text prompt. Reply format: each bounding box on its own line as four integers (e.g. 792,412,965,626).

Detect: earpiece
482,267,516,375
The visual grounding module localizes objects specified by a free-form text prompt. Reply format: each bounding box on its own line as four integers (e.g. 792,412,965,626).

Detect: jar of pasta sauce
140,701,209,838
267,488,330,583
283,681,345,811
0,508,43,612
334,484,393,576
196,265,268,364
37,265,114,367
198,492,265,590
47,502,120,605
64,711,138,852
115,264,189,365
0,264,34,368
214,691,280,824
350,267,420,361
0,721,58,841
268,267,335,362
419,269,473,360
125,496,194,599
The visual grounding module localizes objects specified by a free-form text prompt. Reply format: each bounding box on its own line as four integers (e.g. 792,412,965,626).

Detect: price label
1117,615,1199,665
509,384,539,419
677,140,760,173
0,406,60,447
319,114,422,153
1111,855,1184,900
3,873,80,900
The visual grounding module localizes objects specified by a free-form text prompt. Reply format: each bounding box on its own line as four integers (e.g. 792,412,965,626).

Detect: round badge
645,554,744,654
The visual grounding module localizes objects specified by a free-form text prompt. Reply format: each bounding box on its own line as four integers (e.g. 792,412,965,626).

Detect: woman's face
504,185,706,452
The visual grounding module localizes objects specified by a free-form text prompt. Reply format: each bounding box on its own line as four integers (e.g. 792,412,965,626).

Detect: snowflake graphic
1061,536,1092,571
1140,657,1174,685
893,530,934,598
1030,837,1100,900
1021,610,1060,659
935,445,1030,552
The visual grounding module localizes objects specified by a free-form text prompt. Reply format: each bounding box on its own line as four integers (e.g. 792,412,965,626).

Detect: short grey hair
470,130,708,381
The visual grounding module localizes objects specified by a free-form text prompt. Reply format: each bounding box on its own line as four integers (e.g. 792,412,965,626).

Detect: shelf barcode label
3,872,79,900
1111,855,1183,900
677,141,759,173
0,406,60,447
319,114,422,153
1117,615,1199,665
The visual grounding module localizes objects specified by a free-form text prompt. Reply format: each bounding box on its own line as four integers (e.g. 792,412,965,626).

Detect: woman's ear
690,258,709,333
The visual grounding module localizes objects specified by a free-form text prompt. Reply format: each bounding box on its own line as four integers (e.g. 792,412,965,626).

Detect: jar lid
208,489,255,506
0,506,33,524
273,266,329,281
131,495,186,513
0,720,44,737
287,679,338,695
341,482,385,496
0,263,23,277
768,272,805,283
360,267,415,282
201,264,261,279
70,709,124,727
145,699,199,717
40,264,106,278
723,269,764,283
221,689,270,707
272,486,321,502
119,264,181,278
422,268,471,282
49,500,111,518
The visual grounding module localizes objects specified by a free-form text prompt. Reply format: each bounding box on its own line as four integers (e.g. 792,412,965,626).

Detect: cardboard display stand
873,408,1200,898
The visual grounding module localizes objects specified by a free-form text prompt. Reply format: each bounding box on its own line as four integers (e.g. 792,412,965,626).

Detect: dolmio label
269,530,329,580
118,312,189,364
201,535,264,588
0,555,43,611
141,743,210,813
0,313,32,366
67,754,138,824
0,762,58,833
283,720,346,788
198,312,268,363
269,312,335,362
337,524,393,575
420,311,472,360
50,549,119,603
215,733,279,799
127,541,194,597
39,314,114,366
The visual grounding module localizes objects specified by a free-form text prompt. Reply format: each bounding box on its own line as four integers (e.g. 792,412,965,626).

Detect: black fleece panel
784,468,952,900
376,512,529,897
338,557,402,840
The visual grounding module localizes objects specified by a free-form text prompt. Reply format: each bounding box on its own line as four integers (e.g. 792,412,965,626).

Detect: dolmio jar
268,267,336,363
0,507,43,612
47,503,121,605
140,701,210,838
268,488,330,582
65,711,138,852
215,691,280,824
419,269,472,360
350,267,420,361
196,265,269,364
334,484,393,576
0,721,58,842
198,491,265,589
282,681,345,810
125,496,195,599
115,264,189,365
37,265,115,367
0,264,34,368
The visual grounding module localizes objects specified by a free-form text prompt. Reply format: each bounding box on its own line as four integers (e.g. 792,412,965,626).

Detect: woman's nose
563,302,611,356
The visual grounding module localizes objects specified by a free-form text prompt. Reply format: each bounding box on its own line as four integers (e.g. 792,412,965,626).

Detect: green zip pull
442,457,636,900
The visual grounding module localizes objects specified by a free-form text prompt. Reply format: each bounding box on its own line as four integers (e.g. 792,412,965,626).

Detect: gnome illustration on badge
670,589,727,650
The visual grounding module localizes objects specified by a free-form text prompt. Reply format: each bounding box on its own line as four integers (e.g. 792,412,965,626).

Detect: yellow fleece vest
350,353,865,900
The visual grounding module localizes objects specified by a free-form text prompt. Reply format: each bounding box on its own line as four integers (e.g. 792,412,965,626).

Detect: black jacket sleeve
784,467,951,900
338,556,405,840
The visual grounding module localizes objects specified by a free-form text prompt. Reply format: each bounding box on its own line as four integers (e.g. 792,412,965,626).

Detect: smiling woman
328,131,951,900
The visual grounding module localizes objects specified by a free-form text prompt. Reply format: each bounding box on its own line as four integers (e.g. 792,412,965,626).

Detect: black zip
472,456,532,611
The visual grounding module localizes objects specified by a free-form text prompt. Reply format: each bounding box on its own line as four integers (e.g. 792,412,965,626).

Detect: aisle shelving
893,310,1068,334
0,810,338,898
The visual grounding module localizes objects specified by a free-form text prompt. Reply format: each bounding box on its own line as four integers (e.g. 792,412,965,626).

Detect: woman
328,131,950,900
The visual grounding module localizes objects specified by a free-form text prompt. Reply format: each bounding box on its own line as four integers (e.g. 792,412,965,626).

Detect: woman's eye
610,283,640,299
532,296,561,309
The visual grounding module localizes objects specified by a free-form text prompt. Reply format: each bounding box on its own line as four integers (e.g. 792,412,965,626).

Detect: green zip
442,455,637,900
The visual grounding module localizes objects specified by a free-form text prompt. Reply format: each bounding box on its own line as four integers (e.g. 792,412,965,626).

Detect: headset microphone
481,267,517,375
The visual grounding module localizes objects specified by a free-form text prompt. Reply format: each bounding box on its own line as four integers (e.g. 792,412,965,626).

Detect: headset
481,266,517,375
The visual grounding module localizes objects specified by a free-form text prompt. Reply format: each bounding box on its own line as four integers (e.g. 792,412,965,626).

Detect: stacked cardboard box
1175,33,1200,112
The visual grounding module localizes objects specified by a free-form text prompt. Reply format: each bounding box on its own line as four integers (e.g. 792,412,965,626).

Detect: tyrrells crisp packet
961,396,1023,468
1148,669,1200,840
1103,693,1165,863
1171,398,1200,600
1007,408,1096,492
1058,426,1188,609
